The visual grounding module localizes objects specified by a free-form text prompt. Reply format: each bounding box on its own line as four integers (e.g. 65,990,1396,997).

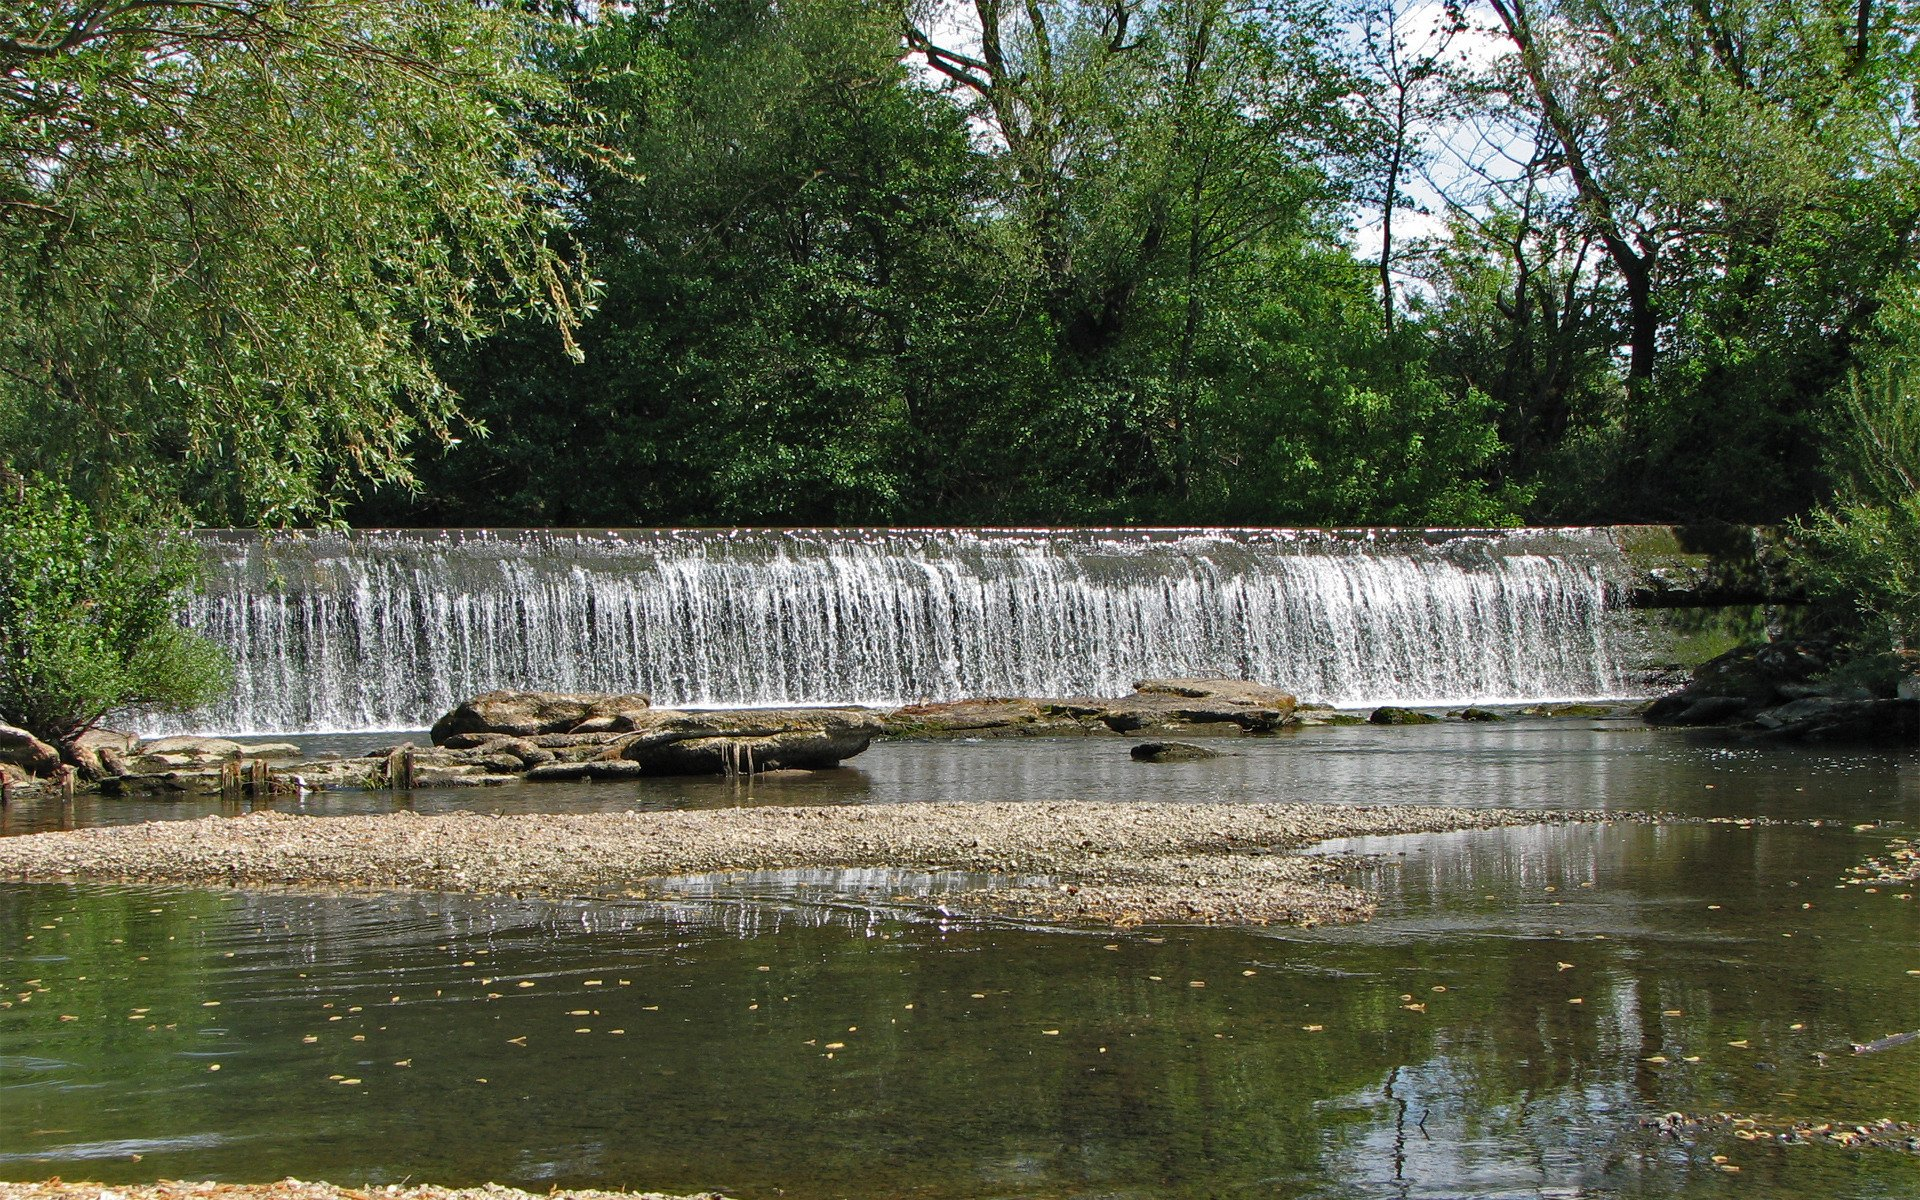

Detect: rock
233,742,303,759
99,768,226,795
1454,707,1503,722
524,760,650,782
429,690,654,744
1368,707,1439,725
69,728,138,778
1643,639,1846,730
1520,703,1613,718
1692,640,1833,705
1130,741,1219,763
886,698,1071,735
411,766,516,787
1100,678,1297,733
1661,695,1752,727
614,708,884,775
0,723,62,775
1134,678,1300,708
138,736,245,760
1752,697,1919,745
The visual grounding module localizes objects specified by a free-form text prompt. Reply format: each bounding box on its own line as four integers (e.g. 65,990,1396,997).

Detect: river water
2,723,1917,1198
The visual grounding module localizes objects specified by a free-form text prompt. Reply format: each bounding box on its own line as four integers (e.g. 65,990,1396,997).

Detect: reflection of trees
3,817,1917,1198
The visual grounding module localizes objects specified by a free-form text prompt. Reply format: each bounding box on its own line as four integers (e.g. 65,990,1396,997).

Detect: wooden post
248,758,269,794
1,772,11,808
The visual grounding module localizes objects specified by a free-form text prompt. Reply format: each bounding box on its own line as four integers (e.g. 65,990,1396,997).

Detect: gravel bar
0,801,1584,926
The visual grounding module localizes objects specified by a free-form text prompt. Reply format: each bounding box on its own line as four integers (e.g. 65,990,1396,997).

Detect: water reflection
3,808,1918,1197
3,728,1918,1198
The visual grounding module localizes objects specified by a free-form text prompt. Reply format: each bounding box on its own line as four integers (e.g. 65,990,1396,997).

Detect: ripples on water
2,727,1918,1199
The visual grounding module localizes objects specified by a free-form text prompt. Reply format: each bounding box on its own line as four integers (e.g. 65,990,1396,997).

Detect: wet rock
0,724,62,775
1752,697,1918,745
1368,707,1439,725
524,760,650,782
429,690,654,744
1521,703,1614,718
1653,695,1751,727
1647,640,1839,728
1100,678,1297,733
1130,741,1219,763
1454,707,1503,722
885,698,1081,736
614,708,884,774
1134,678,1298,707
234,742,304,759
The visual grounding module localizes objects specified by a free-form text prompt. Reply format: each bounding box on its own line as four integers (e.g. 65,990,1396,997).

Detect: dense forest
3,0,1919,533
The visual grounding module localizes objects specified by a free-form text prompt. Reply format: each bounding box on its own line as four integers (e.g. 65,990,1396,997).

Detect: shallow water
1,728,1918,1198
3,721,1914,836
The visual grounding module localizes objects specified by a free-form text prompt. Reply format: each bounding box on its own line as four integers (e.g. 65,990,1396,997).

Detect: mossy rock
1453,707,1503,722
1518,703,1614,718
1368,707,1440,725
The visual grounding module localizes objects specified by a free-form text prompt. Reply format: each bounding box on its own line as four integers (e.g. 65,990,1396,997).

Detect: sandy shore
0,801,1584,926
0,1182,724,1200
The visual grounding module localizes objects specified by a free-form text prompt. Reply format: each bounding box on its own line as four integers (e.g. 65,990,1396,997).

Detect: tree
1794,352,1920,652
0,0,598,525
1465,0,1920,519
0,474,230,766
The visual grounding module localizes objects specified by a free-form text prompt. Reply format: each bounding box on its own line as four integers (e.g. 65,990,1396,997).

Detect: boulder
1100,678,1297,733
1129,741,1219,763
0,723,62,775
1368,707,1439,726
612,708,883,775
1453,708,1503,722
1753,697,1919,745
1691,641,1834,706
70,728,139,778
430,690,654,744
233,742,303,759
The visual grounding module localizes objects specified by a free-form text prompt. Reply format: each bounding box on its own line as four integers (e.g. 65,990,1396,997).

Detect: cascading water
168,527,1644,735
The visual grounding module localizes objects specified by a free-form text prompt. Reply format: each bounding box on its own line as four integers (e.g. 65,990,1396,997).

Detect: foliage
1793,354,1920,650
362,0,1514,529
0,476,230,752
0,0,598,525
1415,0,1920,521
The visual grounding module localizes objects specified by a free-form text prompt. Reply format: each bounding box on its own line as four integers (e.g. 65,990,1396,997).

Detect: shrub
0,475,231,759
1791,359,1920,651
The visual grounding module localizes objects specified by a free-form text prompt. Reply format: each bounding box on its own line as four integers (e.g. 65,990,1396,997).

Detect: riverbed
2,723,1916,1198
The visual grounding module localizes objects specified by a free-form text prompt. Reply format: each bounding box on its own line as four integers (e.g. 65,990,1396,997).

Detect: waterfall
167,527,1642,735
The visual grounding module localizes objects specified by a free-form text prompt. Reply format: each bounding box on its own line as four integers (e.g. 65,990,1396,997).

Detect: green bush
0,476,231,758
1792,359,1920,651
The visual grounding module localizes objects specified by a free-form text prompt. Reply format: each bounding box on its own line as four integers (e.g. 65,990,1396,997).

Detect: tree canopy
1,0,597,525
2,0,1916,535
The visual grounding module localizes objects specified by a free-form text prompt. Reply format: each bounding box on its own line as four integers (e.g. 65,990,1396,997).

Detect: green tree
1794,352,1920,651
1466,0,1920,520
1,0,597,525
0,475,229,765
